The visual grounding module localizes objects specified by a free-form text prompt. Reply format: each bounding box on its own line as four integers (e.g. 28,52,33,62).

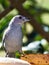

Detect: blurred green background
0,0,49,56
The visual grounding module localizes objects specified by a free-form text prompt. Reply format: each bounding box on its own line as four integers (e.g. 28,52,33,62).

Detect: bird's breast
9,26,22,39
5,26,23,44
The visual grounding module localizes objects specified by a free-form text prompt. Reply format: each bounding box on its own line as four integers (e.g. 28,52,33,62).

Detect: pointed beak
25,17,30,22
25,18,30,22
23,17,30,22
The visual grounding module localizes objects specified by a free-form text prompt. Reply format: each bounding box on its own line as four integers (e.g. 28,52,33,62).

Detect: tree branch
0,5,14,19
37,8,49,15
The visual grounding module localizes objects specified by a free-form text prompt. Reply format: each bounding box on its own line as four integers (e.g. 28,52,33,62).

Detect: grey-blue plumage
2,15,29,57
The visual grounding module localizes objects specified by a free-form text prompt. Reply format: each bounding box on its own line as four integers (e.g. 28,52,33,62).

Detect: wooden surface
21,54,49,65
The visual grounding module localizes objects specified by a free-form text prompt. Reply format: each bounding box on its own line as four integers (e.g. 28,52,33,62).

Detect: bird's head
9,15,30,26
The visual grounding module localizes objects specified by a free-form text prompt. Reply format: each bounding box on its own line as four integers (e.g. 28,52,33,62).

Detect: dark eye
19,16,22,19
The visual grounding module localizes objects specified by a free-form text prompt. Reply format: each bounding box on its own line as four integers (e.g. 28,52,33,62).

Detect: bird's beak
25,17,30,22
23,17,30,23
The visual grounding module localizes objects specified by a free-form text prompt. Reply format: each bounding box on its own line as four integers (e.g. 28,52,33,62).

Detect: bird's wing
2,27,9,47
1,31,7,51
2,35,5,47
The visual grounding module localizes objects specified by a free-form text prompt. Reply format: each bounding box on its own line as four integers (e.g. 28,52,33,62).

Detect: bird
2,15,30,57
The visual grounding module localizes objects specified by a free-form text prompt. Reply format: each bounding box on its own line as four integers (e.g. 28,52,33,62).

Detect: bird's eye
19,16,22,19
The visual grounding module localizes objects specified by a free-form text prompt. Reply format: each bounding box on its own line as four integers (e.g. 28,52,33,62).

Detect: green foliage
0,4,4,12
1,0,10,8
23,0,33,9
0,0,3,3
34,34,43,41
41,13,49,25
15,51,21,58
0,15,13,33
